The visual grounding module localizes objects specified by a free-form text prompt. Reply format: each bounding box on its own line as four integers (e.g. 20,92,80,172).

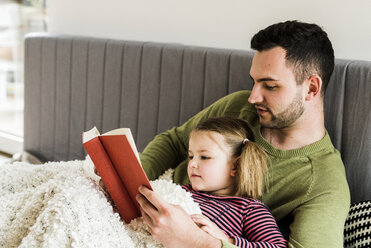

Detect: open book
82,127,152,223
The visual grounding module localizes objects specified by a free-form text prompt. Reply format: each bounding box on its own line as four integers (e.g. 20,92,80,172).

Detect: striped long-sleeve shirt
182,184,287,248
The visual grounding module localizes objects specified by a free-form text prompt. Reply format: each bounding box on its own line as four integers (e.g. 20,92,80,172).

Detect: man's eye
265,85,277,90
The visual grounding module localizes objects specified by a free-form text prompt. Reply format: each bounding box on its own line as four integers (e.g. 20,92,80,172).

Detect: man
136,20,350,248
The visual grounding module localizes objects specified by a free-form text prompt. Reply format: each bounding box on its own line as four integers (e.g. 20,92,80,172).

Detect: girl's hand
191,214,234,244
137,186,222,248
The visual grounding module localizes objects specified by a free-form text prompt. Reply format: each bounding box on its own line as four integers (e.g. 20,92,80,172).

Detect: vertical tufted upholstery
24,33,370,203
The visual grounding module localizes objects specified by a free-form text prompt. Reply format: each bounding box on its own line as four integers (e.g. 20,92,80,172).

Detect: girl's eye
201,156,210,160
188,155,194,160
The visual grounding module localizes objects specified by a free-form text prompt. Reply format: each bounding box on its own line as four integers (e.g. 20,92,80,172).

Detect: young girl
183,116,287,248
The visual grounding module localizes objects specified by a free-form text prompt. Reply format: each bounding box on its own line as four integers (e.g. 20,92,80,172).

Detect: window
0,0,47,155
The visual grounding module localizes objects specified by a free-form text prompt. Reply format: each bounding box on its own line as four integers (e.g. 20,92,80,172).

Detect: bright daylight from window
0,0,47,154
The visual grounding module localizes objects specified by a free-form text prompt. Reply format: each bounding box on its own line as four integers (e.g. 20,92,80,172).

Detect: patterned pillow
344,200,371,248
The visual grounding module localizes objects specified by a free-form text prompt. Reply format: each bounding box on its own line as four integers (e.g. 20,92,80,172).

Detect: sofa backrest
24,33,370,203
324,59,371,203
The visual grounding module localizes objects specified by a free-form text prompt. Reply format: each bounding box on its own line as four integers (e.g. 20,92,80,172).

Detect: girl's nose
189,159,198,168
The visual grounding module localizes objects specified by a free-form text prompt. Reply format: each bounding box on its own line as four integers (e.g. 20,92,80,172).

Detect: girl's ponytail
236,141,268,199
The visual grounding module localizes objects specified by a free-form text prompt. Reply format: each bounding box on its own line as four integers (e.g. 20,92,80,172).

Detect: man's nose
248,84,263,104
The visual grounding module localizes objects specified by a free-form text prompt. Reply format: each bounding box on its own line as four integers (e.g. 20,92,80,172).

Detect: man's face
248,47,305,129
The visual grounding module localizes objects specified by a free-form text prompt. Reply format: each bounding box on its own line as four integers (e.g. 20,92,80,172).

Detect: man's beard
258,91,305,129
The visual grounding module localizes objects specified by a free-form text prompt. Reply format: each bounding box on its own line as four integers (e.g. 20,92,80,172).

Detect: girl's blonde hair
192,116,268,199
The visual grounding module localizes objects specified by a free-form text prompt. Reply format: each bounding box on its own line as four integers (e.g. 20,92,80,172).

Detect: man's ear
305,74,322,101
230,157,240,177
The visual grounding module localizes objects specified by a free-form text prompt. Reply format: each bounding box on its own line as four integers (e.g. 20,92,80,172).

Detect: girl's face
187,130,237,196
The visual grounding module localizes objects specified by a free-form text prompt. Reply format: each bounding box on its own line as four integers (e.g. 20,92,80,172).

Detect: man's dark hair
251,20,334,95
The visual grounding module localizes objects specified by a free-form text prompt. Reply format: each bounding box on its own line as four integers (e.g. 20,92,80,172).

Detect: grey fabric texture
24,33,370,203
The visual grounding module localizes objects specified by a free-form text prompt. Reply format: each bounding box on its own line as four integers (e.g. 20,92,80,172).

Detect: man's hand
191,214,234,244
136,186,222,248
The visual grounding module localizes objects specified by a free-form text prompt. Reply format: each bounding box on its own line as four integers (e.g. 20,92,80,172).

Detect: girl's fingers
191,214,212,226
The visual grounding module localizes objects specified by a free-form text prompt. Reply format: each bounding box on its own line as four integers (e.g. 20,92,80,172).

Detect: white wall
47,0,371,61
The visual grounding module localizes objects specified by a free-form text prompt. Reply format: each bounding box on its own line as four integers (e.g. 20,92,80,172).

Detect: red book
82,127,152,223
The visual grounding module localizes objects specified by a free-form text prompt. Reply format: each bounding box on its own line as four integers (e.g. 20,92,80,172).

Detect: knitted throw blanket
0,159,201,248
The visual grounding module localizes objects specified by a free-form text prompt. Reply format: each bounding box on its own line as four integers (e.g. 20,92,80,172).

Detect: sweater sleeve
139,92,244,181
233,203,287,248
287,153,350,248
139,106,214,180
288,191,349,248
221,240,239,248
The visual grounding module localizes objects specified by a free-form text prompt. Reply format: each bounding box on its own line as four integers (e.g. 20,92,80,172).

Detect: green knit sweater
140,90,350,248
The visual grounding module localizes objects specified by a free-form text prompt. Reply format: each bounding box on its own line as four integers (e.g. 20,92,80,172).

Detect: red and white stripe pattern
182,184,287,248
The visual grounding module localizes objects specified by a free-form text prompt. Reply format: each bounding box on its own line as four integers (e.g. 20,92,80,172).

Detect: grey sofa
24,33,370,206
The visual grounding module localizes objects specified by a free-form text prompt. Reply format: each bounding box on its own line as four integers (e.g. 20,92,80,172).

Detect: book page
103,128,141,166
83,126,101,143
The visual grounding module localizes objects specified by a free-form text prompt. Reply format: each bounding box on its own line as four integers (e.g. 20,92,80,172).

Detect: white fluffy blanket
0,159,201,248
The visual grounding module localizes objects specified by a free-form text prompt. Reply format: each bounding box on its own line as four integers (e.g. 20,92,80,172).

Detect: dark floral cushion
344,200,371,248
